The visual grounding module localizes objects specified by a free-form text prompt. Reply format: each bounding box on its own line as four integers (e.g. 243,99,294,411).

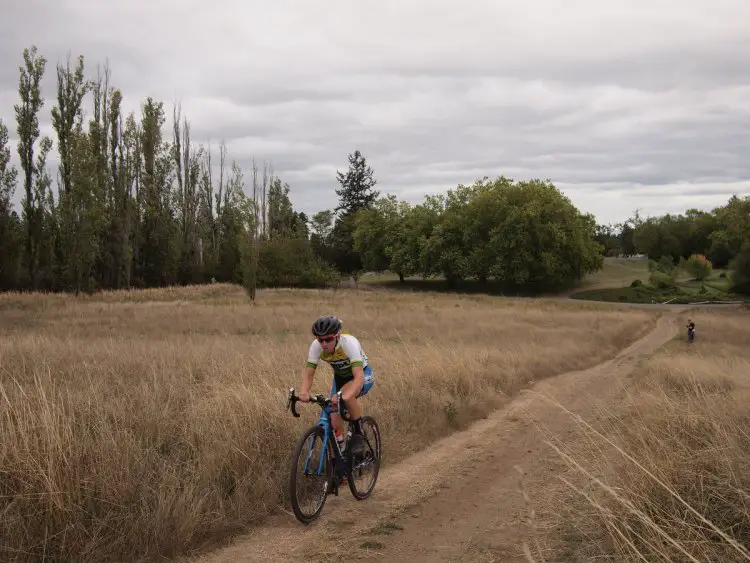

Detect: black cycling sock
351,417,364,435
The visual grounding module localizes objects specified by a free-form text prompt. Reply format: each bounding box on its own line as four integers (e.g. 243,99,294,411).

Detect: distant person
686,318,695,343
296,315,374,457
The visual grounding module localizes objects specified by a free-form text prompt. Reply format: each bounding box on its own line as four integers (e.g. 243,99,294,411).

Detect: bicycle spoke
291,429,330,521
348,417,381,498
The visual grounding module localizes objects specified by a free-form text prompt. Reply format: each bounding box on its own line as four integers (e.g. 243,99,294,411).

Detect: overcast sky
1,0,749,225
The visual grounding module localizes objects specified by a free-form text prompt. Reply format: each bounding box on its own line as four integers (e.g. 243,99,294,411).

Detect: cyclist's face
317,334,337,352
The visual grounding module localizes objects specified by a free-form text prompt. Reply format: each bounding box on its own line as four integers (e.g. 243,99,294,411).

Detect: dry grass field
540,308,750,562
0,283,659,562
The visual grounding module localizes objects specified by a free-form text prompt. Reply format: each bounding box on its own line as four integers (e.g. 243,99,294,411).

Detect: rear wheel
289,425,333,523
347,415,381,500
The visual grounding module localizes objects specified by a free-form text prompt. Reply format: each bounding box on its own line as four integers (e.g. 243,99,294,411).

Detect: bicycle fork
302,414,347,497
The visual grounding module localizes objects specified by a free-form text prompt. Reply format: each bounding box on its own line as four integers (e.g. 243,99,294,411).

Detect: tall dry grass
544,308,750,562
0,284,656,562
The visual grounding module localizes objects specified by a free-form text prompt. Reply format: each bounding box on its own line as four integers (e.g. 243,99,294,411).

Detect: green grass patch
356,262,748,304
576,257,650,289
570,263,749,304
355,257,652,296
571,283,747,304
571,285,674,304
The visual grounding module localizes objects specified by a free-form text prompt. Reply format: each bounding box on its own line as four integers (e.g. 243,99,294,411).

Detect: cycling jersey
306,333,369,380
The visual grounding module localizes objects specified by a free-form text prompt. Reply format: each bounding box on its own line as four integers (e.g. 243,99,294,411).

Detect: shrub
256,238,340,288
630,279,643,288
658,255,676,274
649,270,675,290
684,253,713,281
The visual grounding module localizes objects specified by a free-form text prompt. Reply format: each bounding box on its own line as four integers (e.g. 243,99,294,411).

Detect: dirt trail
187,311,681,563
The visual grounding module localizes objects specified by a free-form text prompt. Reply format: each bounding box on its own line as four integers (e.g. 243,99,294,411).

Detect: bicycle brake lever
286,388,293,409
287,388,300,418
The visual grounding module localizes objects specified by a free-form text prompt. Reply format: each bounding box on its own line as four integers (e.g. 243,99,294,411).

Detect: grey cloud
387,43,750,91
1,0,749,226
628,182,750,198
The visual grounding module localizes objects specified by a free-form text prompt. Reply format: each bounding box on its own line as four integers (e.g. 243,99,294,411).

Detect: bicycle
285,387,381,524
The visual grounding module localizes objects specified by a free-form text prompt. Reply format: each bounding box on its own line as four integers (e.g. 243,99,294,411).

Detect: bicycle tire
347,415,381,500
289,425,333,524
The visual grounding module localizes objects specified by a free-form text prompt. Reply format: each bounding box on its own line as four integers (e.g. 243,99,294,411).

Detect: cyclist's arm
301,340,322,397
300,365,315,396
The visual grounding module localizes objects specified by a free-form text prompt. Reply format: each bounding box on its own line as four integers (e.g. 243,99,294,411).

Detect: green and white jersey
306,333,369,379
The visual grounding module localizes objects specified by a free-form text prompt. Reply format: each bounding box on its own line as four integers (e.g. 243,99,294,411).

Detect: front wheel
347,415,381,500
289,425,333,524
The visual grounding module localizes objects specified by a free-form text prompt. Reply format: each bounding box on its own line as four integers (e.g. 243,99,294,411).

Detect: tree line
593,197,750,293
1,45,748,296
0,45,341,295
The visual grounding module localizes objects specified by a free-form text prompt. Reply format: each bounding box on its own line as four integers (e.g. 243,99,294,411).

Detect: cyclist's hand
299,391,310,402
330,393,338,407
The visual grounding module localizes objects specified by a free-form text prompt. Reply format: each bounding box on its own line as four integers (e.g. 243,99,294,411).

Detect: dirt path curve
187,311,681,563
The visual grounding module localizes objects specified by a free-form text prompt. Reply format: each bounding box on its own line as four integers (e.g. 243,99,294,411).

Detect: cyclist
297,315,374,457
686,318,696,343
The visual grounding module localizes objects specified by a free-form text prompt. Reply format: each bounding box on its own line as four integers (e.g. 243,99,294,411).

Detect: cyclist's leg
338,378,363,419
345,364,374,415
341,365,374,455
327,378,348,483
328,378,345,436
357,364,375,398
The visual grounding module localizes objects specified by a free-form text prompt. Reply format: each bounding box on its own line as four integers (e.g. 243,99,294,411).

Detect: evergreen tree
330,150,379,282
334,149,378,215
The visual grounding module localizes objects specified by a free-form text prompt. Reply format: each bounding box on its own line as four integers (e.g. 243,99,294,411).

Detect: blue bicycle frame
288,389,350,479
306,406,340,477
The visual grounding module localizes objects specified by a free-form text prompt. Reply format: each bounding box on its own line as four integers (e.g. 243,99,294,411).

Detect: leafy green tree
352,194,423,282
620,220,637,255
15,45,51,288
594,223,622,257
708,196,750,268
634,216,683,262
419,186,472,286
330,212,362,282
434,177,603,289
310,210,333,239
58,129,101,293
0,119,21,289
729,241,750,295
217,161,249,284
398,196,443,280
267,177,295,239
257,237,339,288
352,194,400,273
136,97,177,286
51,53,90,197
309,209,335,263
